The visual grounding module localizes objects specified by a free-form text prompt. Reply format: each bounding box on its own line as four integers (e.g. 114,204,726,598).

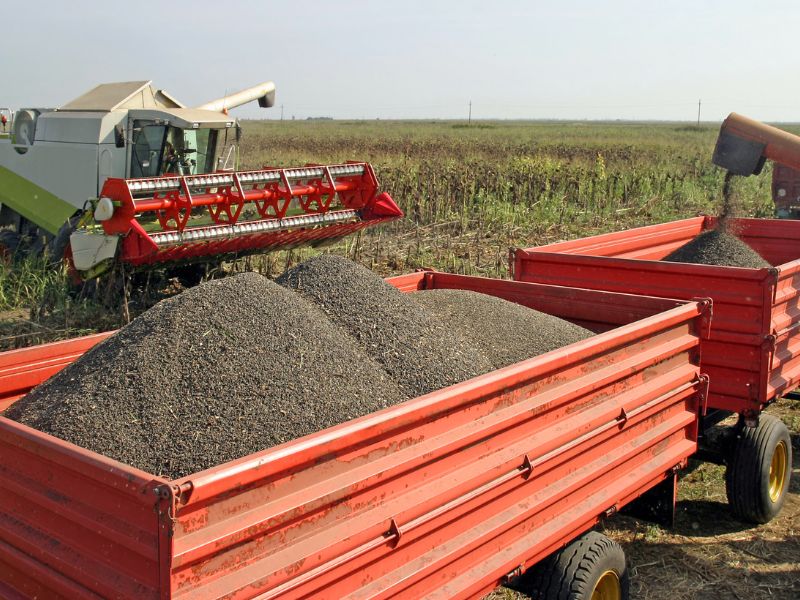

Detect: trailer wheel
726,414,792,524
520,531,628,600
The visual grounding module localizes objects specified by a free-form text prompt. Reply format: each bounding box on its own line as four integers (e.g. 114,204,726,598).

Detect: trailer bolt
153,485,172,499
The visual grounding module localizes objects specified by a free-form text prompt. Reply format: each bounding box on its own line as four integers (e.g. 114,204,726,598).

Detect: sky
1,0,798,122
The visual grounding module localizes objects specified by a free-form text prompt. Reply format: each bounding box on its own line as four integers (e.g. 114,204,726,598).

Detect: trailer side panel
0,422,167,599
513,217,800,414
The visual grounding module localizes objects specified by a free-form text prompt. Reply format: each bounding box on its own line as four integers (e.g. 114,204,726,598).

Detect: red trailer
0,273,708,600
512,216,795,523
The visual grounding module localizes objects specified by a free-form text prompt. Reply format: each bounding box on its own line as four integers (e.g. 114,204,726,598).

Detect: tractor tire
49,217,79,268
0,229,21,262
519,531,629,600
726,414,792,524
169,264,208,288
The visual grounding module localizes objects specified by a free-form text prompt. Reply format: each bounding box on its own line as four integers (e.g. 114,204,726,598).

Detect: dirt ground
487,395,800,599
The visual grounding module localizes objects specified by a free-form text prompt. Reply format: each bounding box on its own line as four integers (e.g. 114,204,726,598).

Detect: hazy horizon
2,0,798,123
238,117,800,124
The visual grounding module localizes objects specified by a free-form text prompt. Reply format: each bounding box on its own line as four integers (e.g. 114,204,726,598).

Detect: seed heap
8,258,596,479
664,171,770,269
277,255,493,397
411,289,593,370
5,274,404,479
663,228,769,269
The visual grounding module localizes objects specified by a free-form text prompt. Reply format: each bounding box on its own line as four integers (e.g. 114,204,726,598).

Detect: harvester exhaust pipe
713,112,800,176
197,81,276,113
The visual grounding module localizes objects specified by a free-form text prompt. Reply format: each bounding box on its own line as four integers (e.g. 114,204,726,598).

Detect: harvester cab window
187,128,220,175
130,121,220,177
162,127,219,176
217,126,240,171
130,121,167,178
162,127,187,175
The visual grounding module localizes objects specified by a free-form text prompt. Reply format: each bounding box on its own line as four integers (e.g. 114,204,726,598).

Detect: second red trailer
512,216,796,523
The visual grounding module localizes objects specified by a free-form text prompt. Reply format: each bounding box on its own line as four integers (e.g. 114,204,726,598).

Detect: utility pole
468,100,472,125
697,99,701,127
281,104,285,121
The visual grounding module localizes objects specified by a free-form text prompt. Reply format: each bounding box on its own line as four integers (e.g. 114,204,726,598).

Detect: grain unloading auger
713,112,800,218
0,80,402,279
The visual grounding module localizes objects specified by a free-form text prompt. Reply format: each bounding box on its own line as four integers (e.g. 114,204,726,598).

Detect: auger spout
197,81,276,112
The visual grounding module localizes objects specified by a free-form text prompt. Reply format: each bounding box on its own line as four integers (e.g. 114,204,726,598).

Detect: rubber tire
49,217,79,267
169,264,208,288
519,531,629,600
726,414,792,524
0,229,21,261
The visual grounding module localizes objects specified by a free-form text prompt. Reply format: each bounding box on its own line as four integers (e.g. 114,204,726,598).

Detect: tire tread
519,531,628,600
726,414,791,523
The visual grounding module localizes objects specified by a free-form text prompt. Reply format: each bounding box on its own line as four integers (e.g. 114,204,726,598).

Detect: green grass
0,256,121,350
0,256,61,311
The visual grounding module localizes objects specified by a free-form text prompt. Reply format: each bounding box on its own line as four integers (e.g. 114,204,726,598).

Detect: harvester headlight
94,197,115,221
778,188,787,197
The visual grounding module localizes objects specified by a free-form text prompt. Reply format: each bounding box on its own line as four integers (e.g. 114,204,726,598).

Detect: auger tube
713,112,800,175
197,81,277,112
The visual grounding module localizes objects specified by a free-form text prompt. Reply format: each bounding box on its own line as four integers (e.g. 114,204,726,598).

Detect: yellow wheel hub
592,570,621,600
768,440,788,503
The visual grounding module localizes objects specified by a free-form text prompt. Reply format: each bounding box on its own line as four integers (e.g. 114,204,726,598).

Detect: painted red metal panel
0,333,114,411
0,419,169,598
772,164,800,216
513,216,800,414
98,162,404,270
0,275,707,599
383,270,427,293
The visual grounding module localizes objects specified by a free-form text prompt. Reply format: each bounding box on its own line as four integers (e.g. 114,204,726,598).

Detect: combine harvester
512,113,798,526
0,273,709,599
0,81,402,278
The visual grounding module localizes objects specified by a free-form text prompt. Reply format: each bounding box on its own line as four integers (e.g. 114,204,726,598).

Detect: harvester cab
713,112,800,218
0,81,402,279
